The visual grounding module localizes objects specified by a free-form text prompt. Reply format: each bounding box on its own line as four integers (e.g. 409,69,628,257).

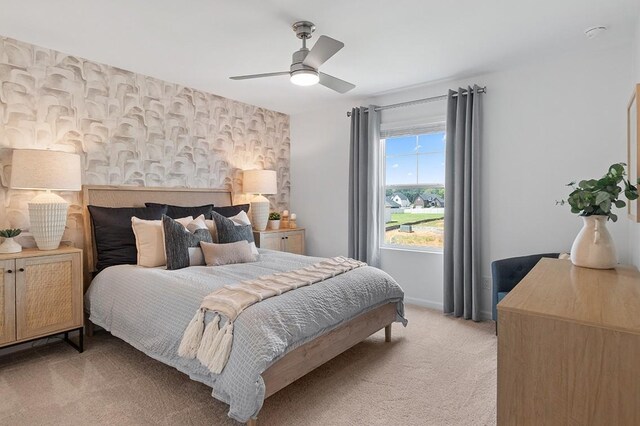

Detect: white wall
290,99,362,258
630,14,640,269
291,42,634,319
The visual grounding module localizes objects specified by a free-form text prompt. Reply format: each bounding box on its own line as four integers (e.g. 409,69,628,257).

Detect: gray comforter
85,249,406,423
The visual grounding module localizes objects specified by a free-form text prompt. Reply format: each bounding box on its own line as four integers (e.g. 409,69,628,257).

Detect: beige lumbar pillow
201,240,256,267
132,216,192,267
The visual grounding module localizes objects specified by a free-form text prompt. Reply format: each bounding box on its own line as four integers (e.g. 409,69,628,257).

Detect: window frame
379,122,446,253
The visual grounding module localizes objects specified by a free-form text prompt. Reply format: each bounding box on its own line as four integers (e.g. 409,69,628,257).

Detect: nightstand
253,228,305,255
0,247,83,353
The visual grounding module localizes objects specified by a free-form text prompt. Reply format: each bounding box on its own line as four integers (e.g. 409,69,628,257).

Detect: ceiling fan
230,21,355,94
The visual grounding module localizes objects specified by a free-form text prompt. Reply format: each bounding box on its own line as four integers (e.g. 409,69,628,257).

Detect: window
381,124,446,250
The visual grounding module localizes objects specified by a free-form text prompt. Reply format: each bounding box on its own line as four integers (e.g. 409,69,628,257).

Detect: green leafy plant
0,228,22,238
557,163,639,222
268,212,281,220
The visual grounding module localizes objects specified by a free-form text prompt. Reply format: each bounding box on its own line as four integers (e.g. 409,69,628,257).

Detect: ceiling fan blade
319,72,355,94
302,35,344,69
229,71,289,80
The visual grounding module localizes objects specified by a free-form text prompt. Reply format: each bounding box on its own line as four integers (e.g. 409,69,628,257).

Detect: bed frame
81,185,396,425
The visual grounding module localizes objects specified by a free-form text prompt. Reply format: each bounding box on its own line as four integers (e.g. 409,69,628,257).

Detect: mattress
85,249,406,422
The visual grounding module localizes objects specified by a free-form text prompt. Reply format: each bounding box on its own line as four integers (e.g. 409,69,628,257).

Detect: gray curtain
348,105,381,267
443,85,482,321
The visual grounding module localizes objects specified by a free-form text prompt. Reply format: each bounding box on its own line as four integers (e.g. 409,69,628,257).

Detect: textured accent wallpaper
0,36,290,248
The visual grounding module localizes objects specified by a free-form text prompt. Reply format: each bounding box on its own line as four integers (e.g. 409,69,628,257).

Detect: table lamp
10,149,82,250
243,169,277,231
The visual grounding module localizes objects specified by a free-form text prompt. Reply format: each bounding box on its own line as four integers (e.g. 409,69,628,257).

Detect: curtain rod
346,86,486,117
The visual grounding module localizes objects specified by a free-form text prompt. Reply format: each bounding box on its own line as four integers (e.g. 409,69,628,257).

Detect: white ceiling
0,0,638,114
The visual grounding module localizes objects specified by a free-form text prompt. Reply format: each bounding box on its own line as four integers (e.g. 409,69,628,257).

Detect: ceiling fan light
290,70,319,86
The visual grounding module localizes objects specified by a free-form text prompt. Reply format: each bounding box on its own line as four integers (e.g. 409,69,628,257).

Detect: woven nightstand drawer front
14,252,82,341
24,260,73,331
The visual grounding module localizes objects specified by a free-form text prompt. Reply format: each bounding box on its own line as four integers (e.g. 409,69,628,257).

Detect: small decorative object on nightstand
0,229,23,254
0,247,83,352
10,149,82,251
243,169,277,232
268,212,281,230
289,213,297,229
253,228,305,255
281,210,289,228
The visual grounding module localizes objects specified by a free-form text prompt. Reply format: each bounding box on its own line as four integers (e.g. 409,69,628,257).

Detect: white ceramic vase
570,215,616,269
0,237,22,254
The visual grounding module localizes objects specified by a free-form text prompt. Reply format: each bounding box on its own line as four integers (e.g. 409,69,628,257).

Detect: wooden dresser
0,247,83,352
497,258,640,425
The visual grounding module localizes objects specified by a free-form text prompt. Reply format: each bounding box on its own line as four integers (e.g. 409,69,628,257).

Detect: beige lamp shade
243,169,277,195
10,149,82,191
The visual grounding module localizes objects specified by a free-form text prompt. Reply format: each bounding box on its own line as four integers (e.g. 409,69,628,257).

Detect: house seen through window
382,126,446,249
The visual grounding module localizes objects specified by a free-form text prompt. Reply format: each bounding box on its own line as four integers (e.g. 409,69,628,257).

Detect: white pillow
188,247,205,266
205,210,259,255
132,216,192,267
186,214,208,233
230,210,252,226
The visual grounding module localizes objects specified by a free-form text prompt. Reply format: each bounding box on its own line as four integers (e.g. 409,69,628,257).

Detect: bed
81,185,407,425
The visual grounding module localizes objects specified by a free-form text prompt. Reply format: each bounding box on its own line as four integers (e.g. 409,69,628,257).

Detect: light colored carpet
0,305,497,425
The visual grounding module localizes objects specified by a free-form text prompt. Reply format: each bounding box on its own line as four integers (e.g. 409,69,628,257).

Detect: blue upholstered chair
491,253,560,322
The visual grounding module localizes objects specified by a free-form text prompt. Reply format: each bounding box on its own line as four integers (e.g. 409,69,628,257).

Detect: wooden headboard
81,185,232,289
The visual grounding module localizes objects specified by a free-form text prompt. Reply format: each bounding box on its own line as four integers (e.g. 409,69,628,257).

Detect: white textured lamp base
28,193,69,251
250,195,270,231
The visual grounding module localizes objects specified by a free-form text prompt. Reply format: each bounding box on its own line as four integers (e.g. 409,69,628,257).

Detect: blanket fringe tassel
178,308,205,358
208,322,234,374
196,315,220,364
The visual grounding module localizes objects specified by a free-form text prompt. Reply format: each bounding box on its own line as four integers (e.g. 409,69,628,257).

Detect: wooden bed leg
385,324,392,342
84,314,94,337
246,418,257,426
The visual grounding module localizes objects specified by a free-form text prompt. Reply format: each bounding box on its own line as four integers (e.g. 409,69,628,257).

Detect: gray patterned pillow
162,215,213,270
211,211,255,244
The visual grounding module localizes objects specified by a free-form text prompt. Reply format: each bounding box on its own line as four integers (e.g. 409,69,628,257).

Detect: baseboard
479,310,494,322
404,297,494,322
404,296,443,311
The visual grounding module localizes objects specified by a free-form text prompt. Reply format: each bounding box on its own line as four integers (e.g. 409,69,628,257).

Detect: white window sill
380,245,444,255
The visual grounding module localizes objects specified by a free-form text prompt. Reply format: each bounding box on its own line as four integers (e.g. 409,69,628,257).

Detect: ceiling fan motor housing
291,49,316,73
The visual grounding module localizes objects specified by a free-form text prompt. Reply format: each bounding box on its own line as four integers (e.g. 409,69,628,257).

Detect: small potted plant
0,228,23,254
558,163,638,269
268,212,281,230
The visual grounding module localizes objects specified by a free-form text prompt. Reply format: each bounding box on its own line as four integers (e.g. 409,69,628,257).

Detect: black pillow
212,204,250,218
211,210,255,245
162,215,213,270
145,203,214,219
88,205,167,272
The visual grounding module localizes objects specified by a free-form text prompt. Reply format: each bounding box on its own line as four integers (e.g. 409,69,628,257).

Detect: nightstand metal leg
63,327,84,353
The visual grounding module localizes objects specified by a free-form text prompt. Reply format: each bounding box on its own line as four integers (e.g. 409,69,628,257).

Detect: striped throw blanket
178,256,366,373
